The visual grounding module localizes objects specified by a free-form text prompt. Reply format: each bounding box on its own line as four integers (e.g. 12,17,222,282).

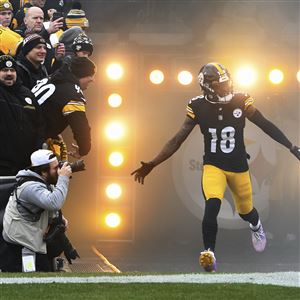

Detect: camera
59,160,85,173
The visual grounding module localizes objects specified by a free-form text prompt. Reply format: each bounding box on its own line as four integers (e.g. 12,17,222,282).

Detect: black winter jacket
0,79,44,175
16,55,48,90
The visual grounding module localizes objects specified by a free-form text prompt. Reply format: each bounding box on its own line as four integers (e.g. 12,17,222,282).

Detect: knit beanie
22,34,46,56
65,8,89,29
0,55,17,70
70,56,96,79
71,33,93,56
0,0,13,12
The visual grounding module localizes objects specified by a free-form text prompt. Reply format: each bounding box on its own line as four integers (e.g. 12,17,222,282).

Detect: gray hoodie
14,169,70,212
2,169,70,253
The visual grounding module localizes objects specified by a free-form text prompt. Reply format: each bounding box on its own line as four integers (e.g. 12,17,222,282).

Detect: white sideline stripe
0,272,299,287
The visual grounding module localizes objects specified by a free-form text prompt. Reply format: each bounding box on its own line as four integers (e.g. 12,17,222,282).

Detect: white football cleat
251,224,267,252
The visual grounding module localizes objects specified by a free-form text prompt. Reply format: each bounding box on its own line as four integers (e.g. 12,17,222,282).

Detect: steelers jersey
31,77,87,138
186,93,254,172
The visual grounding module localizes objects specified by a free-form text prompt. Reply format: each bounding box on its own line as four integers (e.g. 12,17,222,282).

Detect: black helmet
198,62,233,103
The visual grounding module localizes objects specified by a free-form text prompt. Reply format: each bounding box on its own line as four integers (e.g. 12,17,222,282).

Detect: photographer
2,149,75,272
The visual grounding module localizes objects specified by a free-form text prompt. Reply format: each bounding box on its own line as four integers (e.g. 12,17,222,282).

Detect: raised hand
47,17,64,34
131,161,154,184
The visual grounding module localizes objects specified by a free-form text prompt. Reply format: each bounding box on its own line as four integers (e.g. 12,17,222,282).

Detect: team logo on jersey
233,108,242,118
25,97,32,104
5,61,12,68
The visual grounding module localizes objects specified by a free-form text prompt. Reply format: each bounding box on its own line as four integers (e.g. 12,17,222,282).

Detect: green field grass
0,283,299,300
0,272,299,299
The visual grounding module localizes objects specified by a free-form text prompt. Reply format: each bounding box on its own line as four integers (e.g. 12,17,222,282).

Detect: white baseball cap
30,149,57,167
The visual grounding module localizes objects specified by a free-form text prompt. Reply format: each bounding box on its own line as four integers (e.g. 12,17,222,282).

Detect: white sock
250,219,261,231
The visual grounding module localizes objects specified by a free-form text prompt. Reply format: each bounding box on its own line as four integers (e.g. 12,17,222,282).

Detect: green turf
0,283,299,300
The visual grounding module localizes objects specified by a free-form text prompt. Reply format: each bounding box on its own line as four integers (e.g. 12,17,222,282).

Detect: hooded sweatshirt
2,169,69,253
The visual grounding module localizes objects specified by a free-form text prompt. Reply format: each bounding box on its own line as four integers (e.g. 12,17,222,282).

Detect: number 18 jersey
186,93,254,172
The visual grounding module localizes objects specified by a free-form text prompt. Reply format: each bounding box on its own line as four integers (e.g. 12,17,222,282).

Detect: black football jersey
186,93,254,172
32,77,87,138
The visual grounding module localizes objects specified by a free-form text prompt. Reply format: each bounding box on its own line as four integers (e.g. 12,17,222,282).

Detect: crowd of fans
0,0,97,272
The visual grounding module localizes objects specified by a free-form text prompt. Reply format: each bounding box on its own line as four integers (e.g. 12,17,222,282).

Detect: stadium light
105,212,121,228
269,69,284,85
105,183,122,200
108,93,122,108
108,151,124,167
149,70,164,85
106,63,124,80
177,70,193,85
105,121,125,141
296,70,300,83
235,66,257,87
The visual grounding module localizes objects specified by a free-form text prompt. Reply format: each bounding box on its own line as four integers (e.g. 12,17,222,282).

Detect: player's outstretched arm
131,117,196,184
246,106,300,160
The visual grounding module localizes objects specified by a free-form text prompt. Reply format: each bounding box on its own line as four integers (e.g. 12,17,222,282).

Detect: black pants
0,241,52,272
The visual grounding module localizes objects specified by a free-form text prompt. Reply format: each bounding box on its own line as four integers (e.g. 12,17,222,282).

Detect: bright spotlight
105,122,125,141
177,71,193,85
106,63,124,80
269,69,284,84
105,212,121,228
297,71,300,83
235,66,257,87
108,93,122,108
106,183,122,200
109,151,124,167
149,70,164,85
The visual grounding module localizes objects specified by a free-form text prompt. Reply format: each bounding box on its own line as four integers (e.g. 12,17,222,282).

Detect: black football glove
131,161,154,184
290,145,300,161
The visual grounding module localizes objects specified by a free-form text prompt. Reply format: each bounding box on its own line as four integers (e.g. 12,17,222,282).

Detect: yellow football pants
202,164,253,214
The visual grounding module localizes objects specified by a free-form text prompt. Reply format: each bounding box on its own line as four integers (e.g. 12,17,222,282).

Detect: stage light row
102,81,128,230
105,63,300,87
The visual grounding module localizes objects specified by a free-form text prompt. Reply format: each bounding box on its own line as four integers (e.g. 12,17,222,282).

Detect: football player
131,62,300,272
32,56,96,159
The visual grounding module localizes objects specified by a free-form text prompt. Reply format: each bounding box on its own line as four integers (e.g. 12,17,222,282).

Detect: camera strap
14,176,51,222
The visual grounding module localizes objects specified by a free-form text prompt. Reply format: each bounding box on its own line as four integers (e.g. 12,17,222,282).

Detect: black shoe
53,257,65,272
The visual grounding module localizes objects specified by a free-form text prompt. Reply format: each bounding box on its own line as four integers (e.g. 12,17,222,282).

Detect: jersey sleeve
186,101,196,120
61,85,86,116
62,100,86,116
243,94,255,110
66,112,91,156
